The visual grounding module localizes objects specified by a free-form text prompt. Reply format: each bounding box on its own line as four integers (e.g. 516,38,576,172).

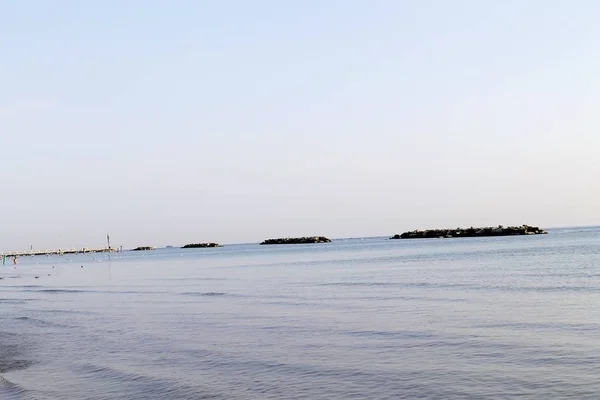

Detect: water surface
2,227,600,399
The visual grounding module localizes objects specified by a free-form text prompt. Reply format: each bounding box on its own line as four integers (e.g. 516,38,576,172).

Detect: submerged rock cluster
181,243,222,249
260,236,332,245
391,225,548,239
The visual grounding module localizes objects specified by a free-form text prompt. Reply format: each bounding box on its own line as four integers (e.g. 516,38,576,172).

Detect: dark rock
260,236,332,245
181,243,222,249
132,246,156,251
391,225,548,239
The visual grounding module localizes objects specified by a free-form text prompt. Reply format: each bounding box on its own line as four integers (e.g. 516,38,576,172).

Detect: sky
1,0,600,250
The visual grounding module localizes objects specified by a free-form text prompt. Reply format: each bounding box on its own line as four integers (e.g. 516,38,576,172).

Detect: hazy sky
1,1,599,250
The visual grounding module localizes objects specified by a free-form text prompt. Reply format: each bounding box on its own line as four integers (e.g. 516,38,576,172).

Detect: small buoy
81,265,83,268
52,266,55,268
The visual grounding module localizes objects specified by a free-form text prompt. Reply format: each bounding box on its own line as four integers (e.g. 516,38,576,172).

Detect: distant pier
1,248,117,258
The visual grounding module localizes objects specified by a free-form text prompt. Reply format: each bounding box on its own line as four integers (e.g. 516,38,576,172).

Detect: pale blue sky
1,1,599,249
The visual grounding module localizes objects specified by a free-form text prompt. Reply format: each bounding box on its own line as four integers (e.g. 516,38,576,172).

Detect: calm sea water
2,227,600,399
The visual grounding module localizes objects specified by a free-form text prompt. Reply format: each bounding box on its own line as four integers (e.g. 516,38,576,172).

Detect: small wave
35,309,95,315
13,286,43,288
320,282,401,287
345,329,436,339
0,376,32,399
112,290,170,294
0,299,27,305
468,284,600,293
0,334,35,396
76,363,221,399
320,281,473,290
321,281,600,293
22,288,170,295
181,292,228,297
0,359,33,374
13,316,71,328
479,321,600,332
140,277,229,281
25,289,85,294
523,285,599,292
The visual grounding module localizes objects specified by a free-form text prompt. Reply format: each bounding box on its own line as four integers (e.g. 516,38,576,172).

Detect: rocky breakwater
260,236,332,245
132,246,156,251
181,243,222,248
391,225,548,239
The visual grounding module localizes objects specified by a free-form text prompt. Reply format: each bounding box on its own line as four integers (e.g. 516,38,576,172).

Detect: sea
2,227,600,399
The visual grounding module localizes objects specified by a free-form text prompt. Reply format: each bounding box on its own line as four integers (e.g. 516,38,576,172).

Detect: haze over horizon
2,1,600,250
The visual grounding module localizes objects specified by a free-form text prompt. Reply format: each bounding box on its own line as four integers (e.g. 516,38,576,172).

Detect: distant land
391,225,548,239
260,236,332,245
